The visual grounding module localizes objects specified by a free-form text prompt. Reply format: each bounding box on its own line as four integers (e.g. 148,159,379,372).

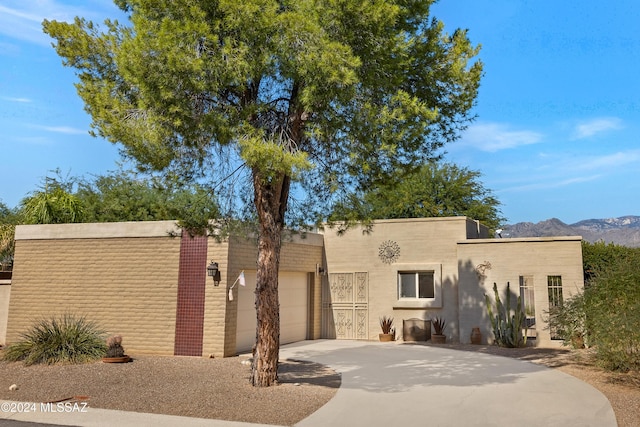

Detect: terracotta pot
470,327,482,345
379,333,394,342
102,355,131,363
431,334,446,344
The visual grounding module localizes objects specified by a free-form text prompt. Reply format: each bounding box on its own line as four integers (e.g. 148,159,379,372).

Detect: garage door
236,271,309,353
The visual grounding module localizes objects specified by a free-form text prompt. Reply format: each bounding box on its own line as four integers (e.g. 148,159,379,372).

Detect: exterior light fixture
207,261,221,286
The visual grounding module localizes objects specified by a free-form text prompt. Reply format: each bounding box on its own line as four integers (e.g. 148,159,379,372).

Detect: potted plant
431,316,447,344
102,335,131,363
379,316,395,342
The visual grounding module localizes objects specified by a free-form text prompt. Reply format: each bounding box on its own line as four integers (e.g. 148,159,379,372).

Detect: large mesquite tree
44,0,482,386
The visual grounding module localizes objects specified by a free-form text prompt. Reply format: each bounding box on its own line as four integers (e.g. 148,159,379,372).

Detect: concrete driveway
280,340,617,427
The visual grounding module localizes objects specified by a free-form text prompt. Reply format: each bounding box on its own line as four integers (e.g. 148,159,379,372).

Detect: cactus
485,282,527,348
105,335,125,358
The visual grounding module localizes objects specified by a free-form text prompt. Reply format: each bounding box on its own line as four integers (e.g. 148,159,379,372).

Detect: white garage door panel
236,271,308,353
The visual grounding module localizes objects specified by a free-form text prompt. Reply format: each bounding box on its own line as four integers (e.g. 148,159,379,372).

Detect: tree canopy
0,201,18,270
77,170,218,230
19,175,84,225
43,0,483,386
330,162,503,232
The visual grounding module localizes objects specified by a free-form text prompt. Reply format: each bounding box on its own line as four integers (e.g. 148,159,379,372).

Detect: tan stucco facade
5,221,323,357
320,217,583,347
457,237,584,346
3,217,584,355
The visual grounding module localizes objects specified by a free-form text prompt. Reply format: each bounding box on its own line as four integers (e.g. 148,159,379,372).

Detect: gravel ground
1,344,638,426
0,354,340,426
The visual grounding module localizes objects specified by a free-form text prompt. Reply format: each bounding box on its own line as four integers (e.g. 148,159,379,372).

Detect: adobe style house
1,217,583,354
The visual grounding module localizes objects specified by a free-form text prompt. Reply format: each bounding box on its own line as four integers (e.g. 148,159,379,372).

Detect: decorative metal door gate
322,272,369,339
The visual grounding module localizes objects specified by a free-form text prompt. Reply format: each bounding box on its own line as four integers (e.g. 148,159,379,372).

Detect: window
519,275,536,339
547,275,563,340
394,264,442,309
399,271,435,299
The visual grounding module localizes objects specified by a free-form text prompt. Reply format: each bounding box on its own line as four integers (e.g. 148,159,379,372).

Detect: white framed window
399,271,435,299
393,264,442,309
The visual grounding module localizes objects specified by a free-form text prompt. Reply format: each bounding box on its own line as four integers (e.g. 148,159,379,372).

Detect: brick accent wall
174,233,208,356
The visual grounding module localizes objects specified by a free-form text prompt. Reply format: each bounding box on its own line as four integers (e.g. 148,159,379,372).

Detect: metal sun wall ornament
378,240,401,264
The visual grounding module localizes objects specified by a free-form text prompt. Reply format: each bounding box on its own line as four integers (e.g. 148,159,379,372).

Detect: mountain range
501,216,640,247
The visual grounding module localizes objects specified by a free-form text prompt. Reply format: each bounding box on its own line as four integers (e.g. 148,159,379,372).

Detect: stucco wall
7,221,182,355
322,217,474,342
215,233,324,357
8,223,324,358
457,237,584,347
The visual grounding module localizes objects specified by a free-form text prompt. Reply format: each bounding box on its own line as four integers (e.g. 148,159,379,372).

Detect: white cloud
577,149,640,170
1,96,32,103
572,117,623,140
39,125,87,135
500,174,602,193
498,148,640,194
459,122,544,152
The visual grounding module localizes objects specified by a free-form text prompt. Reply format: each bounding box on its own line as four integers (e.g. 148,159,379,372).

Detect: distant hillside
501,216,640,247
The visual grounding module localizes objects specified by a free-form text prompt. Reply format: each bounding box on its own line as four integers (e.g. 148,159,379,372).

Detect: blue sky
1,1,640,224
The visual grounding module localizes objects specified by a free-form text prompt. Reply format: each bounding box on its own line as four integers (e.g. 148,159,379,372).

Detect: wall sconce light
207,261,221,286
316,263,327,275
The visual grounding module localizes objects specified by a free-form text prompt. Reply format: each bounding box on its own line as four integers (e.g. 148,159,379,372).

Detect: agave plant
379,316,394,334
2,314,106,365
432,316,447,335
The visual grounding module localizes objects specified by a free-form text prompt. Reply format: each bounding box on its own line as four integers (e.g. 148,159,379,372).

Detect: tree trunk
250,170,290,387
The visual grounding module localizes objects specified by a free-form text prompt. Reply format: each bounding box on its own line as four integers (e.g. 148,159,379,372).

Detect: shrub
547,292,588,349
584,258,640,371
2,314,107,365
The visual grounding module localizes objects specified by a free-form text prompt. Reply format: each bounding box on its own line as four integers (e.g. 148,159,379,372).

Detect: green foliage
19,174,84,224
485,282,527,348
546,241,640,370
583,256,640,371
43,0,483,227
2,314,107,365
239,137,311,184
76,169,218,232
0,201,18,270
547,292,587,349
582,240,640,283
0,224,14,270
329,162,503,232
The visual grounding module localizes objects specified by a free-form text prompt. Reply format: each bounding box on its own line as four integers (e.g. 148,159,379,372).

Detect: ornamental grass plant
2,314,107,365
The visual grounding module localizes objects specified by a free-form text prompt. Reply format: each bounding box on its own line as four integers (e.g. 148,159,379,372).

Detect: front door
322,272,368,339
